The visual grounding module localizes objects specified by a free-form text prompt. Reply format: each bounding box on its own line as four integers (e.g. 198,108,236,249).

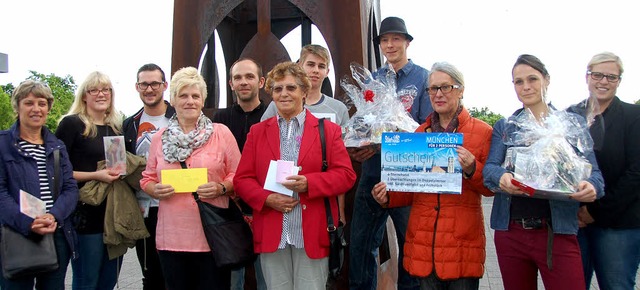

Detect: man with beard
215,58,267,152
123,63,175,290
213,57,268,290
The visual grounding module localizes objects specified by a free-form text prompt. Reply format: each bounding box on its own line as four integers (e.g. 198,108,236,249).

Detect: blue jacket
0,121,78,256
483,110,604,234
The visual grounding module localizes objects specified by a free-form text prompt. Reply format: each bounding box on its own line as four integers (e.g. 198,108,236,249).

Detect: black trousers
158,250,231,290
135,207,166,290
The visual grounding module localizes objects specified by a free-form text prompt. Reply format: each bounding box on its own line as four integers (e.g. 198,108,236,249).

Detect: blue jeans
349,155,419,290
0,229,71,290
230,255,267,290
71,233,122,290
578,225,640,290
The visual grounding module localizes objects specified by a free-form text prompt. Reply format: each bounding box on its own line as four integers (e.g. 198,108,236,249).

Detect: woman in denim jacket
0,80,78,289
482,54,604,290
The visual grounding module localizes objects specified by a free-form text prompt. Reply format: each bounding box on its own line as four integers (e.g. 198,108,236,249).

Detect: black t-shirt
56,115,119,234
212,102,266,214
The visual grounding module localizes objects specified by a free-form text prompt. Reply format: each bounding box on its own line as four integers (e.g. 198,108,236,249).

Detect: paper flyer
104,136,127,175
381,132,463,194
20,190,46,219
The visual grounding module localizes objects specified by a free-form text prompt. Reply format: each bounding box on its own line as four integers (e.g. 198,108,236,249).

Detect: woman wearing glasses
482,54,604,290
56,72,125,289
234,62,356,289
570,52,640,290
371,62,493,290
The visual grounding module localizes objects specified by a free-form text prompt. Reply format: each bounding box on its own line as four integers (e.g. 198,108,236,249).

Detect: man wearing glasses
123,63,175,290
349,16,428,290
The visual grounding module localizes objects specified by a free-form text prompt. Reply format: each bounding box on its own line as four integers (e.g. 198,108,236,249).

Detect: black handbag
179,162,256,269
318,118,347,279
1,149,61,279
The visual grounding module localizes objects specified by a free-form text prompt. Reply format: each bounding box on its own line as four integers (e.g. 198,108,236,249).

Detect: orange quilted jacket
388,107,493,279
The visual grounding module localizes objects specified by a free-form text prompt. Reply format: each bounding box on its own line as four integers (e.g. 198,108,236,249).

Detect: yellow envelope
161,168,208,193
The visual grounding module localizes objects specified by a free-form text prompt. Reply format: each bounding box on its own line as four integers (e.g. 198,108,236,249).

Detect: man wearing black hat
349,16,428,290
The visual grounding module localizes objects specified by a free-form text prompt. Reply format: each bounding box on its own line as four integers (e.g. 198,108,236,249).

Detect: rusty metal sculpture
171,0,383,110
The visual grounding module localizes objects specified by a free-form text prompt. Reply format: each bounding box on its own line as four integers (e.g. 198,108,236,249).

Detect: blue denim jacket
482,113,604,234
374,60,431,123
0,121,78,256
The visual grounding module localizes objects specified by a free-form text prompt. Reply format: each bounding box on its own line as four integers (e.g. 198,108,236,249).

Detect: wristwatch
219,183,227,196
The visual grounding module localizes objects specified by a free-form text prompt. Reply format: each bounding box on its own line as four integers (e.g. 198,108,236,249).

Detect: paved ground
65,197,639,289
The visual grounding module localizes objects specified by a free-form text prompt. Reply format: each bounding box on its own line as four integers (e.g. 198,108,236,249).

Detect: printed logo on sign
385,134,401,143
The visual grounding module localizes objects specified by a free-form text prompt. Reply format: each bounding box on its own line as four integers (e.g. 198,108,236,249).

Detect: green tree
0,86,14,130
469,106,504,127
635,99,639,105
0,71,76,131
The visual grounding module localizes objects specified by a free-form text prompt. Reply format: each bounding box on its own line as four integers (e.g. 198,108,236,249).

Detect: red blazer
234,111,356,259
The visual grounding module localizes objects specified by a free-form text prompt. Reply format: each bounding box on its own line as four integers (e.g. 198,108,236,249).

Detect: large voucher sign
381,132,463,194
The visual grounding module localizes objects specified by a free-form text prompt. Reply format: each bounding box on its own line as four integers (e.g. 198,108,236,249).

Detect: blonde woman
141,67,241,289
55,71,124,289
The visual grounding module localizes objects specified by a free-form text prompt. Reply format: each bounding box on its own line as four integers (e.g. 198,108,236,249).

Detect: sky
1,0,639,118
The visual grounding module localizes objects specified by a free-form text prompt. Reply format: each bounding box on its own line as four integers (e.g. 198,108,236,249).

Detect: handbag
179,161,256,269
1,149,61,279
318,118,347,279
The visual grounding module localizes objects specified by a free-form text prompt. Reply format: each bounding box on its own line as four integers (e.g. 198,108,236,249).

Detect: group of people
0,14,638,290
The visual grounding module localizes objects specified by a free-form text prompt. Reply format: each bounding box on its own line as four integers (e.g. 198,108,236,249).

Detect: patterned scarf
162,113,214,163
430,106,463,133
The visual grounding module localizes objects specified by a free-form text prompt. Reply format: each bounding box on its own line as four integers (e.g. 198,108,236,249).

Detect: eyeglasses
427,84,461,95
137,81,165,90
87,88,112,96
272,84,299,93
587,71,620,82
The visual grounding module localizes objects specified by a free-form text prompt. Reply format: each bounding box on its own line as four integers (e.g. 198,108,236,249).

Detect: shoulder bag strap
179,161,200,201
319,119,338,231
53,149,60,200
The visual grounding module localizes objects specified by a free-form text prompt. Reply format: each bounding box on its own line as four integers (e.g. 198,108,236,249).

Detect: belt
511,217,548,230
510,217,555,270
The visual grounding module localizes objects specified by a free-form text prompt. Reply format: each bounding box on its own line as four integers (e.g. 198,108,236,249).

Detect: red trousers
494,222,585,290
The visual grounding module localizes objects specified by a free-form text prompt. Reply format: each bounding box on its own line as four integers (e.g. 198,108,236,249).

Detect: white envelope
20,190,46,219
264,160,299,197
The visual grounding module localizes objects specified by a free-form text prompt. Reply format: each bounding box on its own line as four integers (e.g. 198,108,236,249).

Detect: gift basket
502,108,594,200
341,62,419,147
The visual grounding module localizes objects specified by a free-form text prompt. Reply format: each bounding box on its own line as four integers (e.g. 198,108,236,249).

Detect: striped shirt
277,110,306,249
19,140,53,211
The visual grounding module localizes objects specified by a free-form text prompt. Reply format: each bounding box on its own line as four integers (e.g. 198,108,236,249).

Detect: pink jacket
140,124,241,252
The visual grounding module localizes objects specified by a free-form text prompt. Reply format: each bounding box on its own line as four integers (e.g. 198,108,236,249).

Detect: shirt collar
382,59,416,77
277,109,307,126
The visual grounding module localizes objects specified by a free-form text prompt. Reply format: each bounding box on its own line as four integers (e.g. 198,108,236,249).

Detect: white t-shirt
136,112,170,210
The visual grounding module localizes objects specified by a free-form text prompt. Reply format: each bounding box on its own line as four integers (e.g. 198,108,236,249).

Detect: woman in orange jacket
372,62,493,290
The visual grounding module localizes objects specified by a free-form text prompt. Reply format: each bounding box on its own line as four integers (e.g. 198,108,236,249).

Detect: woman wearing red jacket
372,62,493,290
234,62,356,290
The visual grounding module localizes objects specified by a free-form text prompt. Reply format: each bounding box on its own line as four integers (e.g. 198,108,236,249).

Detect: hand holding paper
280,175,308,193
31,214,57,235
264,160,300,196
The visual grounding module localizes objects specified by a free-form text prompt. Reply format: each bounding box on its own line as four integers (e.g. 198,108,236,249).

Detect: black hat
373,17,413,45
